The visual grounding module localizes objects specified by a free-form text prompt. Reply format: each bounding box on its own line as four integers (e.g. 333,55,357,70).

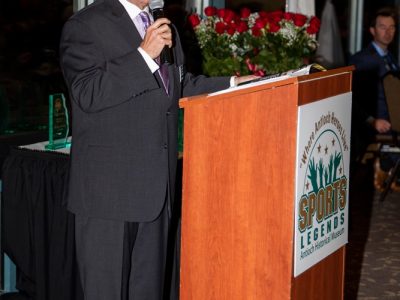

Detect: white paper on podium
208,64,325,97
208,74,291,97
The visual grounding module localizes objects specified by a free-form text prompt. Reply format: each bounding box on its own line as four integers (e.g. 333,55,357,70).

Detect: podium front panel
180,82,298,299
180,67,353,300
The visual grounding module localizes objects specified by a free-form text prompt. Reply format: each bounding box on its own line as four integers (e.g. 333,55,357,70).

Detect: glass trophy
45,93,71,150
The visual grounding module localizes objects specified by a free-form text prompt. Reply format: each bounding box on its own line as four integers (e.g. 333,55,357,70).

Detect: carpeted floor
345,160,400,300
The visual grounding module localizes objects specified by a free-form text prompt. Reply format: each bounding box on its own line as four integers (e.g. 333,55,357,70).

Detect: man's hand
234,75,260,86
140,18,172,59
373,118,391,133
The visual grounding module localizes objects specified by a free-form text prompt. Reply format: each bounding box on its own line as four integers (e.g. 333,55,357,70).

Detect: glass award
45,93,70,150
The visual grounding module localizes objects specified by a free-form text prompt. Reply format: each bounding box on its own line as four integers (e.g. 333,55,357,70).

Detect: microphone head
149,0,164,10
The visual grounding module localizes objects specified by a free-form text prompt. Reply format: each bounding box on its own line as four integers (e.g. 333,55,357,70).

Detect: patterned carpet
345,161,400,300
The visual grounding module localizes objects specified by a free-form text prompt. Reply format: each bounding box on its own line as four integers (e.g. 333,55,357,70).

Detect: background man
349,8,399,187
60,0,255,299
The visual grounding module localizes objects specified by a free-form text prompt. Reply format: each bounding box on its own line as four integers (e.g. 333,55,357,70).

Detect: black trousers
74,201,170,300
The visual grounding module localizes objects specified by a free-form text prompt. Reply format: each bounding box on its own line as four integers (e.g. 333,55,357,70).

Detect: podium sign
294,92,351,277
45,93,70,150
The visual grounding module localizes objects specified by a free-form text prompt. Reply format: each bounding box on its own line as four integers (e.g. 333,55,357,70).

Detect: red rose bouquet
188,7,321,76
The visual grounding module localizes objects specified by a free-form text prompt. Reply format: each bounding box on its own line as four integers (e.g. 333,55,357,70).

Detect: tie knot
139,11,151,30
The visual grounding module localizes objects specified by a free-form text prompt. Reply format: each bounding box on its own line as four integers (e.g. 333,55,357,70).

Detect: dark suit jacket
60,0,229,222
349,42,398,123
348,43,399,158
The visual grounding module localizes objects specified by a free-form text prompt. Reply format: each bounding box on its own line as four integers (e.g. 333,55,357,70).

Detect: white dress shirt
118,0,159,73
118,0,237,87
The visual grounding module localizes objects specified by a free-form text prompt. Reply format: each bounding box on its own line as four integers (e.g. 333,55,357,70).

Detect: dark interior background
0,0,398,141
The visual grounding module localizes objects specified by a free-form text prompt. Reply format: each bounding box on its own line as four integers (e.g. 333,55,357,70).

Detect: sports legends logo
294,94,351,277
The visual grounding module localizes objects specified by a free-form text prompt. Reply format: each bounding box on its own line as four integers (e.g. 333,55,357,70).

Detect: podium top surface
180,66,354,108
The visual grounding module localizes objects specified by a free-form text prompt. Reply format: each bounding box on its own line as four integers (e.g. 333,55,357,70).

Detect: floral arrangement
188,7,321,76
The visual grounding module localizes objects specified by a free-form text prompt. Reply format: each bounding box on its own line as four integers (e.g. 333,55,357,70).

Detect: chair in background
379,73,400,201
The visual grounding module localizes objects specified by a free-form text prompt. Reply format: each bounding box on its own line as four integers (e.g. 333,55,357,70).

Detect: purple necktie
139,11,151,31
139,11,169,94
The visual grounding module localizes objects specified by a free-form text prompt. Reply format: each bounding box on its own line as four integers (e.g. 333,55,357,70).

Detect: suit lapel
105,0,142,47
167,30,180,100
165,62,175,99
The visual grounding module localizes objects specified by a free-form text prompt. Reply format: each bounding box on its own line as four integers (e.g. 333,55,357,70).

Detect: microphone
149,0,173,64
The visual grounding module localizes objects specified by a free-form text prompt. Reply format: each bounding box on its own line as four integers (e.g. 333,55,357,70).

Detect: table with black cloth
1,145,182,300
2,147,83,300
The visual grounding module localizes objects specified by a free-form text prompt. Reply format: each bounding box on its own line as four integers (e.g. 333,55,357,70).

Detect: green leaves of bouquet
188,7,321,76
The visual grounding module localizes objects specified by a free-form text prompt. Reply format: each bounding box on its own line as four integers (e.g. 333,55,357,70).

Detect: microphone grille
149,0,164,10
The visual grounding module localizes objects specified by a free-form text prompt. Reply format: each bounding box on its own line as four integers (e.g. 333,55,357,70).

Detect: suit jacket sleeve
60,18,159,113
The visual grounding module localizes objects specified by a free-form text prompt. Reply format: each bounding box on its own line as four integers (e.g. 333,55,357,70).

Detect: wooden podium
179,67,353,300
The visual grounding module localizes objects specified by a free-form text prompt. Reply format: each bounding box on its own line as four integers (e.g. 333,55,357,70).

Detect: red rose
309,16,320,27
217,8,226,18
236,21,248,33
259,11,268,18
226,26,236,35
226,22,237,35
188,14,200,28
267,22,281,33
240,7,251,19
254,17,267,29
293,13,307,27
223,9,236,23
268,11,283,23
204,6,217,17
252,27,261,37
215,21,226,34
283,12,294,20
306,16,321,34
229,22,237,30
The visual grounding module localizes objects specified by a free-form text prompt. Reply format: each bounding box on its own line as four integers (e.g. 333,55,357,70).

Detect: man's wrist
137,47,159,73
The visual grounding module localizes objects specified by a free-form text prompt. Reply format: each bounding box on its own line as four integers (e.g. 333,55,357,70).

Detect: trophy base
45,141,71,151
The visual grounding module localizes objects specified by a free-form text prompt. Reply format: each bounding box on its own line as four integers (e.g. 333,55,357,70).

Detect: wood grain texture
292,248,345,300
297,68,353,105
179,66,353,300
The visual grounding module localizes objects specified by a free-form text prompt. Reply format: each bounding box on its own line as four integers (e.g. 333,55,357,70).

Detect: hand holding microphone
140,17,172,60
140,0,173,64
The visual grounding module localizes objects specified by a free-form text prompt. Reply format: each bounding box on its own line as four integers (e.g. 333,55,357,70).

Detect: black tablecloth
2,147,83,300
1,146,182,300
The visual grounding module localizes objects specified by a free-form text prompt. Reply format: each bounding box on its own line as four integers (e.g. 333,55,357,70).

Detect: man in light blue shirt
349,8,399,176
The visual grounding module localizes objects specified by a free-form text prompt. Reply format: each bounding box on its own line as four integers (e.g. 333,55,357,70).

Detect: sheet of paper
208,74,291,97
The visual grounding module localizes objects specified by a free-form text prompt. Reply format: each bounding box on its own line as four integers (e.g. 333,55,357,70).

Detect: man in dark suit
60,0,255,299
349,8,399,174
